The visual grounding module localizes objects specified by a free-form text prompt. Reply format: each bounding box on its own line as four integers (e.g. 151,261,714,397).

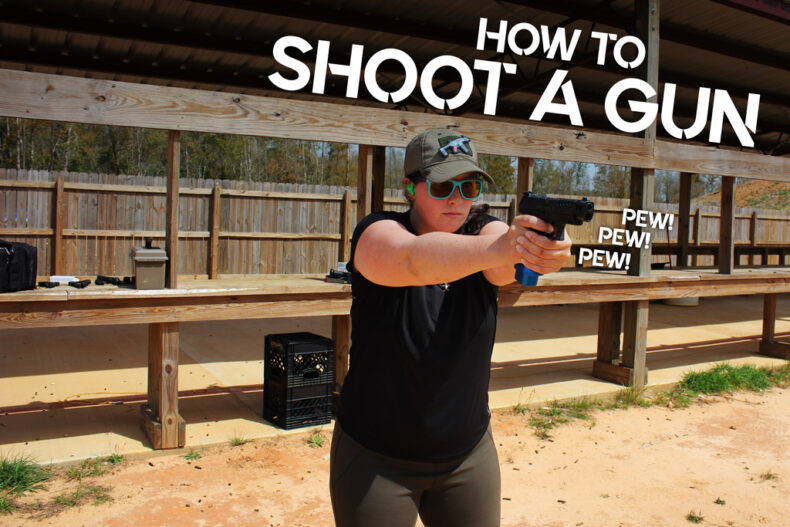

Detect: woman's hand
509,215,573,275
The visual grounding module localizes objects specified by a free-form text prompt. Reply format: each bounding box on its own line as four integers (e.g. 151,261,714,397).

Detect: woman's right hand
507,215,572,275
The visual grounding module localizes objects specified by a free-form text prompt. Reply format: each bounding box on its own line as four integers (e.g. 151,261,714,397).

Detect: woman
330,129,572,527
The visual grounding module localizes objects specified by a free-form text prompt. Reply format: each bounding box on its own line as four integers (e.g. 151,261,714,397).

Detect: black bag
0,241,38,293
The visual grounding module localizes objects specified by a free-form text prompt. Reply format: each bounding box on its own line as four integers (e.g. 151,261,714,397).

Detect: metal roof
0,0,788,155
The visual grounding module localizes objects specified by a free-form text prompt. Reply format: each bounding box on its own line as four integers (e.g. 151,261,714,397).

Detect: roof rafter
503,0,790,73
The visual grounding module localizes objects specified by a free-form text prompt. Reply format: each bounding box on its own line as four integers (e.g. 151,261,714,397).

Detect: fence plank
4,170,790,276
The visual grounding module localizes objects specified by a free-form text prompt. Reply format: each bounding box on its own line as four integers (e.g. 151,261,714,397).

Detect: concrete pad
1,294,788,464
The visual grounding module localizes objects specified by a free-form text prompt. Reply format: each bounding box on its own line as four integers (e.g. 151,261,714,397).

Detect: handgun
515,192,595,286
95,275,122,286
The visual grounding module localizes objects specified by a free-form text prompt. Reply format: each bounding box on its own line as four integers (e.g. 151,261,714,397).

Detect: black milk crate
263,379,333,430
264,332,334,388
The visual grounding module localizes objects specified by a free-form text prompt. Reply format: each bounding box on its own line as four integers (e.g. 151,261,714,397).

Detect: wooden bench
2,269,788,449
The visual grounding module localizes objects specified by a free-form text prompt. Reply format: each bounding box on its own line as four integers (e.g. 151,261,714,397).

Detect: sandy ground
4,387,789,527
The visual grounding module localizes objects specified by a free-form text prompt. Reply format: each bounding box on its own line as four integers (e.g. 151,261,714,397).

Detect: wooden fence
1,169,788,277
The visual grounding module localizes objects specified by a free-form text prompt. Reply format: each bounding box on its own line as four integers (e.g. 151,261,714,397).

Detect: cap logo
438,136,471,157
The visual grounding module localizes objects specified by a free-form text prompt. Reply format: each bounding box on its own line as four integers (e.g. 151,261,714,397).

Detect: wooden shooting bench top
3,269,788,450
1,268,789,329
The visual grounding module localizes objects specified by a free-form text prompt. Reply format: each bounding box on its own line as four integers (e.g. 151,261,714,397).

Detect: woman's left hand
513,215,573,275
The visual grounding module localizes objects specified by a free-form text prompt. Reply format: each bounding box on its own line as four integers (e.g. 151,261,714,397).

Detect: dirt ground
4,388,789,527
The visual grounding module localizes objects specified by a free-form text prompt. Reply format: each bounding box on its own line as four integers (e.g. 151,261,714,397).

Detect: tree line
1,117,723,201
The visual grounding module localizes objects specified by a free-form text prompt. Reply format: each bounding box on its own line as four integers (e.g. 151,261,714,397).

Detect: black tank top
337,209,502,462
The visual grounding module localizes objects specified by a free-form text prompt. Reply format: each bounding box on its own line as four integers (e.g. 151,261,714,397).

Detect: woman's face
406,172,477,234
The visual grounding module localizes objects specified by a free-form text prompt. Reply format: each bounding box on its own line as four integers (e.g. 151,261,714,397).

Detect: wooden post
141,322,185,449
516,157,534,199
621,299,649,387
719,176,735,274
332,314,351,397
592,302,628,384
628,168,655,277
600,0,658,387
371,146,386,213
52,173,65,276
677,172,692,268
692,208,701,267
749,211,758,266
636,0,660,142
508,198,517,224
339,190,352,263
759,294,790,358
357,145,374,221
165,130,181,288
628,0,657,275
209,183,221,279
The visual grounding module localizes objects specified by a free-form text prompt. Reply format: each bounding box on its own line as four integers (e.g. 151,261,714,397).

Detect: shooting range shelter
0,0,789,453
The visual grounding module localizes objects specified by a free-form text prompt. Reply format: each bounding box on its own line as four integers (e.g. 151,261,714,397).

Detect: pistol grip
515,264,541,286
550,222,566,241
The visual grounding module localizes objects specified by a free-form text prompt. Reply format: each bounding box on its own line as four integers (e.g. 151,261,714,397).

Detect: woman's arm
353,215,571,287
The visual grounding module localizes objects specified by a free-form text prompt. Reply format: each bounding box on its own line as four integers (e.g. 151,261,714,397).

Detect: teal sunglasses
412,175,484,200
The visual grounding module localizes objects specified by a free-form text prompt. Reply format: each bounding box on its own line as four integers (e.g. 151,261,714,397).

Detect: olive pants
329,422,501,527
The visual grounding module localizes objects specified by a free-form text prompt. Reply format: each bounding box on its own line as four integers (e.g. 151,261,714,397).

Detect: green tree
535,160,589,196
591,164,630,198
478,154,515,194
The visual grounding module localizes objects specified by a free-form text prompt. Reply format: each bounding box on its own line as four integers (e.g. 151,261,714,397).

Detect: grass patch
680,364,770,394
686,510,704,523
307,433,325,448
54,485,113,507
184,450,202,461
714,497,726,505
105,454,124,466
0,495,15,514
523,397,598,439
66,458,109,481
228,433,252,448
767,362,790,387
517,362,790,440
66,454,124,481
0,455,51,495
614,386,649,408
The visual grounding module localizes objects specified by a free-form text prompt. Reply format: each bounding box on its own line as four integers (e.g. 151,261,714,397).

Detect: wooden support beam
628,167,655,277
2,69,789,180
636,0,660,142
749,211,758,266
357,145,374,221
620,299,649,387
692,208,701,267
516,157,534,199
759,293,790,358
719,176,736,274
593,301,644,387
762,293,776,343
677,172,692,268
332,314,351,413
52,173,65,275
209,183,221,279
141,322,185,449
629,0,659,277
508,198,517,224
371,146,386,213
165,130,181,288
596,302,623,364
339,190,353,263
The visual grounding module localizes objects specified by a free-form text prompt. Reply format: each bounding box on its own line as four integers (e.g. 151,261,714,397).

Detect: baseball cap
404,129,494,184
